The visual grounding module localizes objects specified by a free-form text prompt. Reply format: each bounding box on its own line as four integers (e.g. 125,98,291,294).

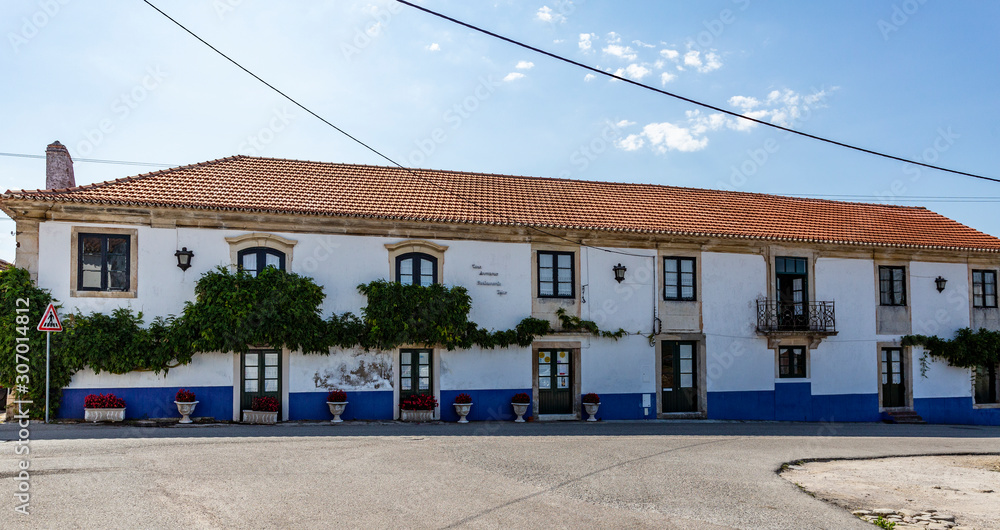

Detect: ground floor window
778,346,807,378
399,349,433,401
537,349,573,414
975,364,999,404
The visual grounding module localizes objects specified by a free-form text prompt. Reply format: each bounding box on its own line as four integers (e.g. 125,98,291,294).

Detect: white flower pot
327,401,348,423
174,401,198,424
584,402,600,422
400,409,434,422
453,402,473,423
242,410,278,424
84,408,125,423
511,402,529,423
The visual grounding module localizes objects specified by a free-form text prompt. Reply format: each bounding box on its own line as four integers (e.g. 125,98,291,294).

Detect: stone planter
584,402,600,422
84,408,125,423
453,402,473,423
511,402,529,423
400,409,434,422
242,410,278,424
174,401,198,424
326,401,348,423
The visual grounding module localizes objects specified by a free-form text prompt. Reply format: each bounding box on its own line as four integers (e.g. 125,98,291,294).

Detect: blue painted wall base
288,390,393,421
708,389,881,422
440,389,533,422
58,386,233,421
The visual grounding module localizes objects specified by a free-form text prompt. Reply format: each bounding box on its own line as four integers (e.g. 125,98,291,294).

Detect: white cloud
536,6,565,23
683,50,722,73
515,61,535,70
583,73,596,82
616,134,645,151
603,44,637,61
616,119,635,128
426,43,440,52
660,49,679,61
642,122,709,153
660,72,675,85
728,95,760,110
578,33,596,52
503,72,526,82
633,39,656,48
622,63,651,80
606,31,622,44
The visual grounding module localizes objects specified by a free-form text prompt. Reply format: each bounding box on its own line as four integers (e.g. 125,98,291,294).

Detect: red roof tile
4,155,1000,252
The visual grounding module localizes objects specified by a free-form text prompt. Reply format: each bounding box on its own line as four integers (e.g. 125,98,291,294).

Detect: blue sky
2,1,999,262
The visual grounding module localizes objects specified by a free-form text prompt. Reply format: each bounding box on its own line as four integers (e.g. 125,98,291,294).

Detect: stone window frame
70,226,138,298
225,233,297,271
876,342,913,412
384,240,448,284
531,341,581,420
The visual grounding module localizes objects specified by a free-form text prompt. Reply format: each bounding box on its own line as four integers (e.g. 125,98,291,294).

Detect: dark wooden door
776,257,808,330
538,349,572,414
241,349,281,418
881,348,905,408
399,349,432,401
662,341,697,413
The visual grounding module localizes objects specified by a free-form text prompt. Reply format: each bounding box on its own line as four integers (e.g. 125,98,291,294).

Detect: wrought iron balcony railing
756,300,836,334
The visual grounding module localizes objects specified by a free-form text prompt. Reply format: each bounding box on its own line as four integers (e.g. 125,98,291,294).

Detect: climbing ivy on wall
902,328,1000,377
0,266,627,418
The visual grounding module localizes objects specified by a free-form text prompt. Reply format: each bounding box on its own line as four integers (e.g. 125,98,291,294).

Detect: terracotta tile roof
4,155,1000,252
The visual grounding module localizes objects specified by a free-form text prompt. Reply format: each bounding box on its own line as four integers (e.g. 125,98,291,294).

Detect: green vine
1,266,628,418
901,328,1000,378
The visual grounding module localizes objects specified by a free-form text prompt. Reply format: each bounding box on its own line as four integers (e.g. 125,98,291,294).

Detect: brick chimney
45,141,76,190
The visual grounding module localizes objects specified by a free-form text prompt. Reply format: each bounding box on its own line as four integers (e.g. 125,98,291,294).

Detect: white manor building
3,142,999,425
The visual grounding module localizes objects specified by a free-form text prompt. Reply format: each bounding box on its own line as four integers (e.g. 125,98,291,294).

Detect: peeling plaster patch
313,352,392,390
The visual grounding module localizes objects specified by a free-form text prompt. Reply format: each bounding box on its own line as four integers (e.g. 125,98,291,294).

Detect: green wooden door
662,341,697,413
538,349,572,414
399,349,433,402
881,348,905,408
242,349,281,418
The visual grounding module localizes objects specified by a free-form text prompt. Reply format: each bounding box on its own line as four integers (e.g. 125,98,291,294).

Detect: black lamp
934,276,947,293
613,263,627,283
175,247,194,271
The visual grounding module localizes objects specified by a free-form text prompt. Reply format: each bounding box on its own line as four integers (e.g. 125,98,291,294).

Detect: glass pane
419,366,429,377
540,351,550,363
420,259,433,276
679,344,693,359
108,270,127,291
418,378,429,390
557,254,571,268
401,366,411,378
680,359,692,374
420,274,434,286
973,271,982,283
539,267,553,282
891,350,900,362
245,353,259,366
81,269,102,289
681,286,694,299
242,253,257,273
244,367,256,380
892,361,901,373
265,252,281,270
401,379,411,390
419,351,430,364
538,253,552,267
265,353,279,366
539,281,554,296
557,282,572,296
245,379,258,393
539,377,551,389
557,376,569,389
264,366,278,379
539,364,551,377
665,259,677,273
680,259,693,273
664,285,678,299
891,374,900,385
880,350,887,362
557,268,571,282
680,373,693,388
400,258,413,276
557,351,568,360
401,351,411,365
107,237,127,255
681,273,693,286
264,379,277,392
881,374,887,385
557,363,569,376
82,237,102,254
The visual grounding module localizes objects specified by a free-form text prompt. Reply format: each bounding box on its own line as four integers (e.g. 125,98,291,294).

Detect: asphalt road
1,420,998,529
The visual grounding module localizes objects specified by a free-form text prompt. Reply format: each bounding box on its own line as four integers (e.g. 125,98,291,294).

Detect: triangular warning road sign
37,303,63,332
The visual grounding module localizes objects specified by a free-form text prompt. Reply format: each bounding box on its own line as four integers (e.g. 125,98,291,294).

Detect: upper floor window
396,252,437,286
78,233,131,292
663,257,696,301
238,247,285,277
879,266,906,306
538,251,574,298
973,270,997,308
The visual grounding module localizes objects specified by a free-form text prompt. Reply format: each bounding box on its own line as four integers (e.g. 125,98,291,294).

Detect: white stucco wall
66,352,232,388
811,258,877,396
440,346,532,391
581,335,656,394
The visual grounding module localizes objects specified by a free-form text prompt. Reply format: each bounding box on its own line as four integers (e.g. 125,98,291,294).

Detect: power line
0,152,176,168
140,0,649,258
395,0,999,185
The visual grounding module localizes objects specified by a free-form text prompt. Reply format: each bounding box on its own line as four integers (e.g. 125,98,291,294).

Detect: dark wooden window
77,233,130,292
238,247,285,277
778,346,806,378
975,364,998,404
972,270,997,308
399,349,432,401
538,251,574,298
879,266,906,306
396,252,437,286
537,348,573,414
776,257,808,328
664,257,696,301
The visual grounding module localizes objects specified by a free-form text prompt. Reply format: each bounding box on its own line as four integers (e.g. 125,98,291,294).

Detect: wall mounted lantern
175,247,194,271
934,276,947,293
613,263,627,283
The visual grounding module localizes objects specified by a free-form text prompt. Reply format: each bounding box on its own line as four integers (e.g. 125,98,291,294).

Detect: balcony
756,300,837,347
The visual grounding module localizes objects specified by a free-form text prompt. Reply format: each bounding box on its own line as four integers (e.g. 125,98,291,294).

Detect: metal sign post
37,303,63,424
